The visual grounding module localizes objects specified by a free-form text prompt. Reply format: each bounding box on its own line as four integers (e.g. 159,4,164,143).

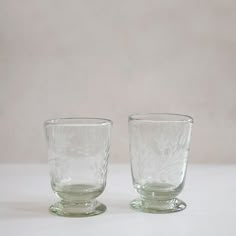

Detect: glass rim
129,113,193,123
44,117,113,127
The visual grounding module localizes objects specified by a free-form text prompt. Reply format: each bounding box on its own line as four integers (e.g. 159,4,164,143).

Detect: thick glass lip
44,117,113,127
129,113,193,123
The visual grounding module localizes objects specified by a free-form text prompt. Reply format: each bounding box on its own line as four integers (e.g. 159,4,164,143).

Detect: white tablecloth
0,164,235,235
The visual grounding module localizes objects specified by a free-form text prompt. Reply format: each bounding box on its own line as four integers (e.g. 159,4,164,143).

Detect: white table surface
0,164,236,236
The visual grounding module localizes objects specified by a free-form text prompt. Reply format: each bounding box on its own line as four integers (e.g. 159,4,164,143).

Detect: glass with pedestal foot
129,113,193,213
44,118,112,217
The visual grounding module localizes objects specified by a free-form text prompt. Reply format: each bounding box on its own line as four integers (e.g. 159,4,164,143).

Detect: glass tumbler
44,118,112,217
129,113,193,213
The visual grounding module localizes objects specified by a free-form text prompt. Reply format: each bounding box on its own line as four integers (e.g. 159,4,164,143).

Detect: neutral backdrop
0,0,235,163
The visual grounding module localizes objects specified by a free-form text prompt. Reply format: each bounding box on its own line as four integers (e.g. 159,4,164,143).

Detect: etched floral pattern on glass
129,113,193,213
45,118,112,217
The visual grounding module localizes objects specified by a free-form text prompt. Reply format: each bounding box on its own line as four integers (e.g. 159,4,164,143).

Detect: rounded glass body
45,118,112,217
129,113,193,213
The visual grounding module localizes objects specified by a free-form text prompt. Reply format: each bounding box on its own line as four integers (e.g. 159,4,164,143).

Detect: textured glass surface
129,113,193,213
45,118,112,217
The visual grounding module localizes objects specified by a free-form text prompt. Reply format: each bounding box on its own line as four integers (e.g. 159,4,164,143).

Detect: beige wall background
0,0,235,163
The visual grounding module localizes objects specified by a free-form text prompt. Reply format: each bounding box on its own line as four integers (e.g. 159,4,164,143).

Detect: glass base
49,200,106,217
130,198,186,214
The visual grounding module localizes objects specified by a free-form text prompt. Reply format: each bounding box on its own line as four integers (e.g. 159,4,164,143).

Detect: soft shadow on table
0,199,136,219
0,202,51,220
105,198,136,215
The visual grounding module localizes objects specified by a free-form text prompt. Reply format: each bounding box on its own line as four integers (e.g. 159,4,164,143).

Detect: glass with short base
44,118,112,217
129,113,193,213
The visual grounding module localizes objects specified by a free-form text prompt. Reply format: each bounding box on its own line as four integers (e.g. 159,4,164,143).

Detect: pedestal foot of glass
130,198,186,214
49,200,106,217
